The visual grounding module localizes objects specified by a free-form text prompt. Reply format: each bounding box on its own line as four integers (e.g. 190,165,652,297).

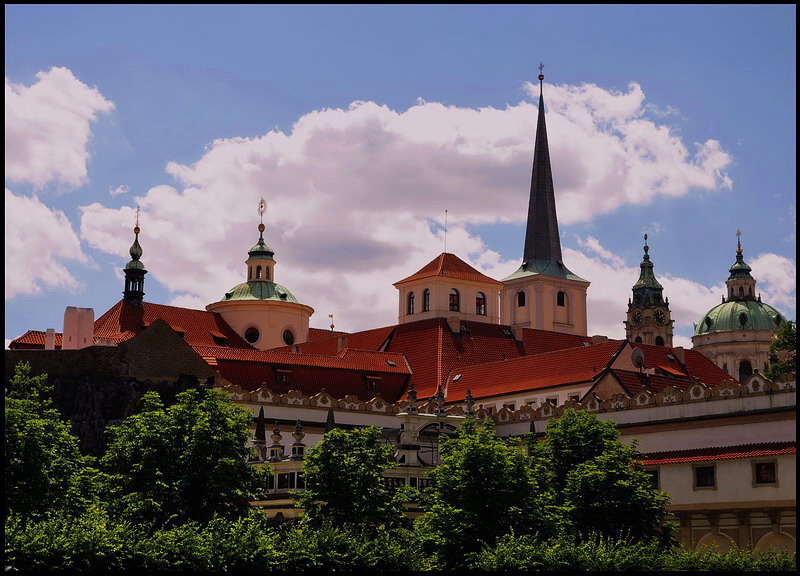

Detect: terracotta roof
273,325,396,356
634,343,733,386
214,358,410,402
517,327,591,355
611,369,696,396
445,339,627,402
393,253,504,286
192,345,411,373
641,442,796,466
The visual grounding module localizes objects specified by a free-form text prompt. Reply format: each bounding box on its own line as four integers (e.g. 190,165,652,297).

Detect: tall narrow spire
123,207,147,306
522,63,562,266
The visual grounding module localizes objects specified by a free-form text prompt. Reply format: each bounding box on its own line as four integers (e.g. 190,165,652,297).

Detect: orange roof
445,339,627,402
214,358,410,402
393,252,504,286
642,442,796,465
634,343,734,386
611,369,696,396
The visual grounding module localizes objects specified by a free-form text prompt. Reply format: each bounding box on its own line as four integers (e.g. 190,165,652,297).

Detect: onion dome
694,300,787,336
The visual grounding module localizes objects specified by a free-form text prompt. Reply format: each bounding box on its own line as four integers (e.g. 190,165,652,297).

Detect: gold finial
736,228,742,253
538,62,545,81
643,232,649,254
134,206,140,235
328,314,334,331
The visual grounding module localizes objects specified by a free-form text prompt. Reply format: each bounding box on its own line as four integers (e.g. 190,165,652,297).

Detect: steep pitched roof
393,252,503,286
641,442,796,465
445,339,627,402
634,342,734,386
611,369,697,396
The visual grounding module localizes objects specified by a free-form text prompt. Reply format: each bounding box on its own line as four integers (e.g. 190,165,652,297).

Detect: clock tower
625,235,673,346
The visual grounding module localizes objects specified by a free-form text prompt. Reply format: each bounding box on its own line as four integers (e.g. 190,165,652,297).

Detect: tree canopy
765,320,796,380
295,425,409,531
100,387,267,527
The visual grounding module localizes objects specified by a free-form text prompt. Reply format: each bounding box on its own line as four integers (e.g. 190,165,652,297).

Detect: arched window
248,267,252,280
655,336,665,346
723,363,728,372
634,336,643,343
739,286,744,298
475,292,486,315
265,267,270,280
423,289,431,312
557,291,566,307
449,288,460,312
738,360,753,382
407,292,415,314
517,291,526,307
256,266,263,280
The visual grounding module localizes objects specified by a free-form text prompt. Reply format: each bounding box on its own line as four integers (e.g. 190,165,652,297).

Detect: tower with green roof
206,199,314,350
692,231,788,381
500,65,590,335
625,235,673,346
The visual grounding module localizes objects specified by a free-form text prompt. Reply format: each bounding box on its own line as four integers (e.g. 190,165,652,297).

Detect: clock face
654,309,666,325
631,310,643,326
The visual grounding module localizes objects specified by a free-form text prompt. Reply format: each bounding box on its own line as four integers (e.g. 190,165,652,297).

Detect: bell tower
625,234,673,346
123,208,147,306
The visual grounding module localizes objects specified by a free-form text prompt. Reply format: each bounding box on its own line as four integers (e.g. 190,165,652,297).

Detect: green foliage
766,320,796,380
533,409,674,543
100,387,267,527
296,426,410,531
416,419,542,568
4,362,100,517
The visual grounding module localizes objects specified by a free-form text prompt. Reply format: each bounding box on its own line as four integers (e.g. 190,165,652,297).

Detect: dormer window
475,292,486,315
423,289,431,312
449,289,460,312
407,292,416,314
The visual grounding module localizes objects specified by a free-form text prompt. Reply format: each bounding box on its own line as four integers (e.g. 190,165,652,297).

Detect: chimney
447,316,461,333
63,307,94,350
292,345,301,354
512,327,525,342
591,335,609,344
337,335,348,353
45,329,55,350
673,346,685,364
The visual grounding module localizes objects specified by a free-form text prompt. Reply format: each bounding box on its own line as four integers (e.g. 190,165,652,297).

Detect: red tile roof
11,300,252,351
445,339,627,402
611,369,696,396
214,358,410,402
393,253,504,286
641,442,796,465
634,343,733,386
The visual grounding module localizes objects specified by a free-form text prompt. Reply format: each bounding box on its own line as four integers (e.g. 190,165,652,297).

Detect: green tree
100,387,267,527
4,361,99,517
534,409,673,543
295,426,409,531
765,320,796,380
415,419,542,568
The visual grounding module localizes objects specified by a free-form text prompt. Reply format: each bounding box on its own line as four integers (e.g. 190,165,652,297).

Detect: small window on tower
244,327,260,344
407,292,416,315
449,289,460,312
283,329,295,346
517,291,526,307
557,291,566,307
256,266,263,280
423,289,431,312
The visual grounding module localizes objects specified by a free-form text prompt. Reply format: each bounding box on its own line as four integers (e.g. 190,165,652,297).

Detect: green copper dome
248,238,274,261
694,300,786,336
503,258,588,282
221,281,299,303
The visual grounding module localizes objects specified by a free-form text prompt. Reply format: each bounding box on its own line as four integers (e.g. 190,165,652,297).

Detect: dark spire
630,233,666,308
324,407,336,433
254,406,266,443
123,207,147,306
522,63,562,266
726,229,756,301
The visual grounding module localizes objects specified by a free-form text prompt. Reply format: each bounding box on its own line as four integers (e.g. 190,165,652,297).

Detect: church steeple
626,234,673,346
522,63,563,267
500,65,590,336
123,208,147,306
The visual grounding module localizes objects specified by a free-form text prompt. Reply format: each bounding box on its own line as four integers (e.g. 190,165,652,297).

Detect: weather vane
258,198,267,224
134,206,140,233
538,62,544,74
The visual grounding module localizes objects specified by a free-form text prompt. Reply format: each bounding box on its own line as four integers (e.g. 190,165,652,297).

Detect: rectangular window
694,465,716,489
526,399,537,407
569,394,580,402
753,461,778,486
503,403,515,411
278,472,294,490
546,397,558,406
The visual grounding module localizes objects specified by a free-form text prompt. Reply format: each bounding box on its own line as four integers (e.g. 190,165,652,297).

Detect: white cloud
79,83,736,333
5,188,87,299
109,185,128,197
750,253,797,319
5,67,114,189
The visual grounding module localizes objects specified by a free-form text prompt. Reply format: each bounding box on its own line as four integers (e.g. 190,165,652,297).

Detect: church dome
221,281,299,303
694,299,786,336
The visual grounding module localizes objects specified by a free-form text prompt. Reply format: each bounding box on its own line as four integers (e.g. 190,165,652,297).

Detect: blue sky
5,4,796,348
